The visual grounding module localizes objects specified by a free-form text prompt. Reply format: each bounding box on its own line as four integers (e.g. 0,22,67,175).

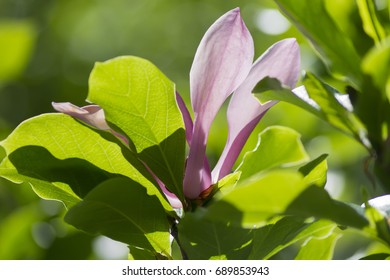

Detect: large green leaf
255,75,367,147
249,217,336,260
237,126,309,181
87,56,186,201
275,0,362,84
177,211,252,260
206,170,368,229
65,177,171,259
0,114,170,210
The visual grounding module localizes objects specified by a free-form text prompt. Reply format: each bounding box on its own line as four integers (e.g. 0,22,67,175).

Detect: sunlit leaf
363,204,390,245
299,154,328,188
65,177,172,258
87,56,186,201
249,217,336,260
237,126,309,181
0,114,170,210
362,39,390,103
295,232,341,260
255,75,367,147
356,0,386,44
206,170,368,229
275,0,362,84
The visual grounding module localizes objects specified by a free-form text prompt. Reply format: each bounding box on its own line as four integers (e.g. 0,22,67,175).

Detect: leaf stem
170,219,188,260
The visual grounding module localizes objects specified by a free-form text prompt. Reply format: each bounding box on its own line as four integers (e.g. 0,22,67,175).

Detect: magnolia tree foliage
1,3,390,260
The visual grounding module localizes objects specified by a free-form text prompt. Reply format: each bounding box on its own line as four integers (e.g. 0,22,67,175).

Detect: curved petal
52,102,109,130
145,165,183,209
52,102,128,144
176,92,212,190
212,38,300,182
183,8,254,199
175,92,193,144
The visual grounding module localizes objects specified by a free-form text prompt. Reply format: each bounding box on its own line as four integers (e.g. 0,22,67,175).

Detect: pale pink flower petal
212,38,300,182
183,8,254,199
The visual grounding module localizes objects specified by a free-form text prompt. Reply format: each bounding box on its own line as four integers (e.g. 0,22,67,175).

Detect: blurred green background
0,0,384,259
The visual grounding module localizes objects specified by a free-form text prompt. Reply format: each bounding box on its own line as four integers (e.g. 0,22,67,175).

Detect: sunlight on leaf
87,56,186,201
0,114,170,210
206,170,368,229
275,0,362,84
237,126,309,181
356,0,386,45
249,217,336,259
255,75,368,148
295,231,341,260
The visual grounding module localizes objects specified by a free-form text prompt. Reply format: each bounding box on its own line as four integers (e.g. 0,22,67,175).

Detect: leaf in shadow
178,211,253,260
7,145,113,199
65,177,171,258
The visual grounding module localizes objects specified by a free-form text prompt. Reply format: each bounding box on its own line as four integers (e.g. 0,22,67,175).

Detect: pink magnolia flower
181,8,300,199
53,8,300,208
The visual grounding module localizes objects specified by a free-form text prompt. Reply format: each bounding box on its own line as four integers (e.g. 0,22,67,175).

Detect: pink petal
175,92,193,144
176,92,212,190
52,102,128,144
145,164,183,209
212,38,300,182
183,8,254,199
52,102,109,130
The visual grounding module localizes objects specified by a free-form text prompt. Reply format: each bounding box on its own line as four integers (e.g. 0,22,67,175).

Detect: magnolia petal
176,92,193,144
212,39,300,182
176,92,212,190
190,7,254,120
159,183,183,209
184,8,254,199
52,102,109,130
145,165,183,209
52,102,128,144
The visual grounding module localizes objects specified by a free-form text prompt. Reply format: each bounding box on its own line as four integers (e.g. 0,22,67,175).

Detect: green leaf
128,246,160,260
356,0,386,45
249,217,336,260
206,170,369,229
0,19,37,83
360,253,390,260
87,56,186,201
295,232,341,260
65,177,171,258
362,39,390,103
206,171,305,228
177,211,252,260
0,114,170,210
275,0,362,84
299,154,328,188
237,126,309,181
255,75,367,147
363,205,390,245
198,172,241,207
